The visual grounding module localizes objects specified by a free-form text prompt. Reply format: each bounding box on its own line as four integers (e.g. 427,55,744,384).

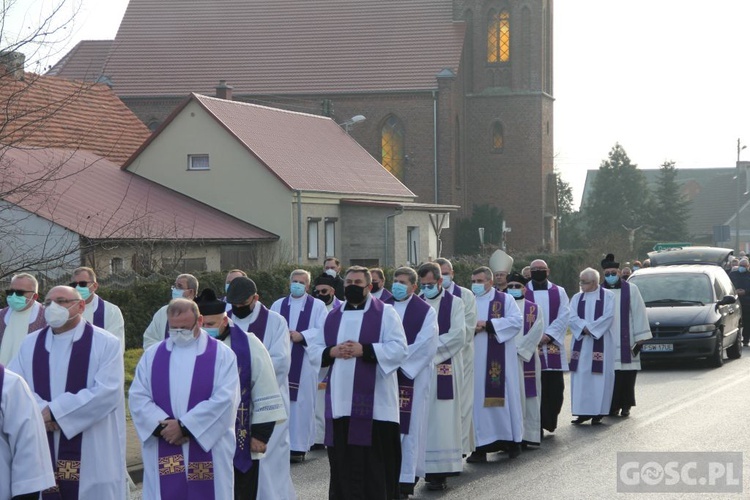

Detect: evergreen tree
648,161,691,241
584,143,651,239
556,172,585,249
454,204,504,255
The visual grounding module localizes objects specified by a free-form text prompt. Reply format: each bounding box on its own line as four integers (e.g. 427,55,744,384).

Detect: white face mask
169,327,197,347
44,301,77,328
325,269,337,278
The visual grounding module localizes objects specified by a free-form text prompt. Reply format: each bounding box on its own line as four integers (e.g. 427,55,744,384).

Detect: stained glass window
487,10,510,63
381,116,405,179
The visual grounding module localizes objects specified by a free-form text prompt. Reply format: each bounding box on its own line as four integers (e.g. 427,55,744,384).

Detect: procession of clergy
0,250,653,500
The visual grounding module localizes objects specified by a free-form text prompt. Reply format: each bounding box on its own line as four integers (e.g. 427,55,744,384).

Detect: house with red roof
123,92,457,267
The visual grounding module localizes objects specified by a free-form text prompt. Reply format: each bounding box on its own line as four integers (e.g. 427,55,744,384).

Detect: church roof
0,72,151,165
96,0,465,97
125,93,416,199
4,146,278,241
46,40,113,81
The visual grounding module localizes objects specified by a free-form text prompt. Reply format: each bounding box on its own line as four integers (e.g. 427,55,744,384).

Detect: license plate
642,343,674,352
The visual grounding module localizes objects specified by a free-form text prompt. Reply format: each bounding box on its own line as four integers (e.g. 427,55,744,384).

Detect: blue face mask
420,283,440,299
508,288,523,299
471,283,487,296
632,266,640,271
604,275,619,286
205,327,221,338
171,287,186,300
391,282,409,301
740,266,748,273
441,274,453,289
6,294,29,312
225,283,230,293
290,282,306,297
76,285,91,301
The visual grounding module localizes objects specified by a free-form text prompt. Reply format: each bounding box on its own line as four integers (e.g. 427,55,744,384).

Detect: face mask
44,301,77,328
169,327,197,347
344,285,366,304
740,266,748,273
75,285,91,301
604,275,619,286
632,266,640,271
508,288,523,299
232,302,253,319
204,327,221,338
530,270,548,283
171,288,186,300
317,292,334,305
371,282,381,293
421,284,440,300
471,283,487,296
391,282,409,301
441,275,453,289
325,269,337,278
290,282,306,298
7,294,29,312
225,283,230,293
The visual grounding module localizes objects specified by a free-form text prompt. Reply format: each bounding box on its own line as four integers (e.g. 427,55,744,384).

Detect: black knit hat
313,273,337,288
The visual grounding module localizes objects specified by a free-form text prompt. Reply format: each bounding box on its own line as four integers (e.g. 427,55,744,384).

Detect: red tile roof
0,73,151,165
45,40,113,80
126,94,416,199
3,147,278,241
102,0,465,97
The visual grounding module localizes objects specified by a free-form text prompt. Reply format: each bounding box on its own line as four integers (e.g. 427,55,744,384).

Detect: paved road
132,347,750,499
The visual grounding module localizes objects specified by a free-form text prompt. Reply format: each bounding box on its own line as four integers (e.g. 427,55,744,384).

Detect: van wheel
708,332,724,368
727,331,743,360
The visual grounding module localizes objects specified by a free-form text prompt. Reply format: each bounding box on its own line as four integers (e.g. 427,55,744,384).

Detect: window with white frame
308,219,320,259
187,154,210,171
325,219,336,257
407,226,419,266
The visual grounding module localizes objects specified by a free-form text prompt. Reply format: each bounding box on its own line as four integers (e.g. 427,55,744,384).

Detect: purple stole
569,286,606,374
152,337,218,500
522,301,538,398
378,288,394,302
228,325,253,473
450,284,462,298
331,297,342,310
483,291,506,407
396,296,431,434
244,305,269,343
435,292,455,400
323,297,384,447
280,295,315,402
33,323,94,500
0,305,46,346
92,298,105,329
0,364,4,417
618,282,633,364
527,283,563,370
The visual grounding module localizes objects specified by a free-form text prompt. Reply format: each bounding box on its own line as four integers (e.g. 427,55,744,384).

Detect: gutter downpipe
433,90,438,204
296,190,303,265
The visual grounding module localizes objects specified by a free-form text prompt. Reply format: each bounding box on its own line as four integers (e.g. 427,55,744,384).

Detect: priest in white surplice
467,266,523,463
435,257,477,457
0,363,56,499
0,273,46,365
568,268,616,425
418,262,466,492
506,272,545,447
130,299,239,500
196,289,287,500
271,269,328,462
227,277,297,500
600,254,652,418
143,274,199,349
9,285,127,498
317,266,408,499
72,267,126,352
388,267,438,498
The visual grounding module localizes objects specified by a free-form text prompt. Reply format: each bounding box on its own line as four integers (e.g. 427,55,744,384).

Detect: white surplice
607,283,652,370
0,366,56,498
422,290,465,475
129,332,239,500
9,321,127,499
568,287,616,416
513,298,545,444
392,295,438,483
83,295,126,353
472,290,523,446
526,282,570,371
0,302,44,365
232,306,296,500
271,294,328,453
142,304,169,350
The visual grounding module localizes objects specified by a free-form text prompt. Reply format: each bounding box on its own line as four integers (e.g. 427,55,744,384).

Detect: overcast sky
9,0,750,209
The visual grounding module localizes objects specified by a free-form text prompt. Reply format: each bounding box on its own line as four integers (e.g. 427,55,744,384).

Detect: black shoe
508,443,522,459
621,408,631,417
466,451,487,463
571,416,591,425
608,409,619,417
426,478,447,491
290,452,306,463
591,416,603,425
310,443,326,451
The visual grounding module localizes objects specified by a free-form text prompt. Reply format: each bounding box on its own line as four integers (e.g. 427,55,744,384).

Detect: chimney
215,80,233,100
1,51,25,80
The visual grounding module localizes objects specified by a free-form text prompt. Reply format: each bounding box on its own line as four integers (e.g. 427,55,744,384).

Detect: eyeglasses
5,289,33,296
68,281,92,288
603,272,618,277
506,284,524,289
43,298,80,307
579,280,595,286
419,284,436,290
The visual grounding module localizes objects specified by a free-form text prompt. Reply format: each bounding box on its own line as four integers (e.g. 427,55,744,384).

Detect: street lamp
737,138,747,252
338,114,366,134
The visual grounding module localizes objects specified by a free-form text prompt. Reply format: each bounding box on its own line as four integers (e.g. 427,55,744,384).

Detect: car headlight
687,324,716,333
